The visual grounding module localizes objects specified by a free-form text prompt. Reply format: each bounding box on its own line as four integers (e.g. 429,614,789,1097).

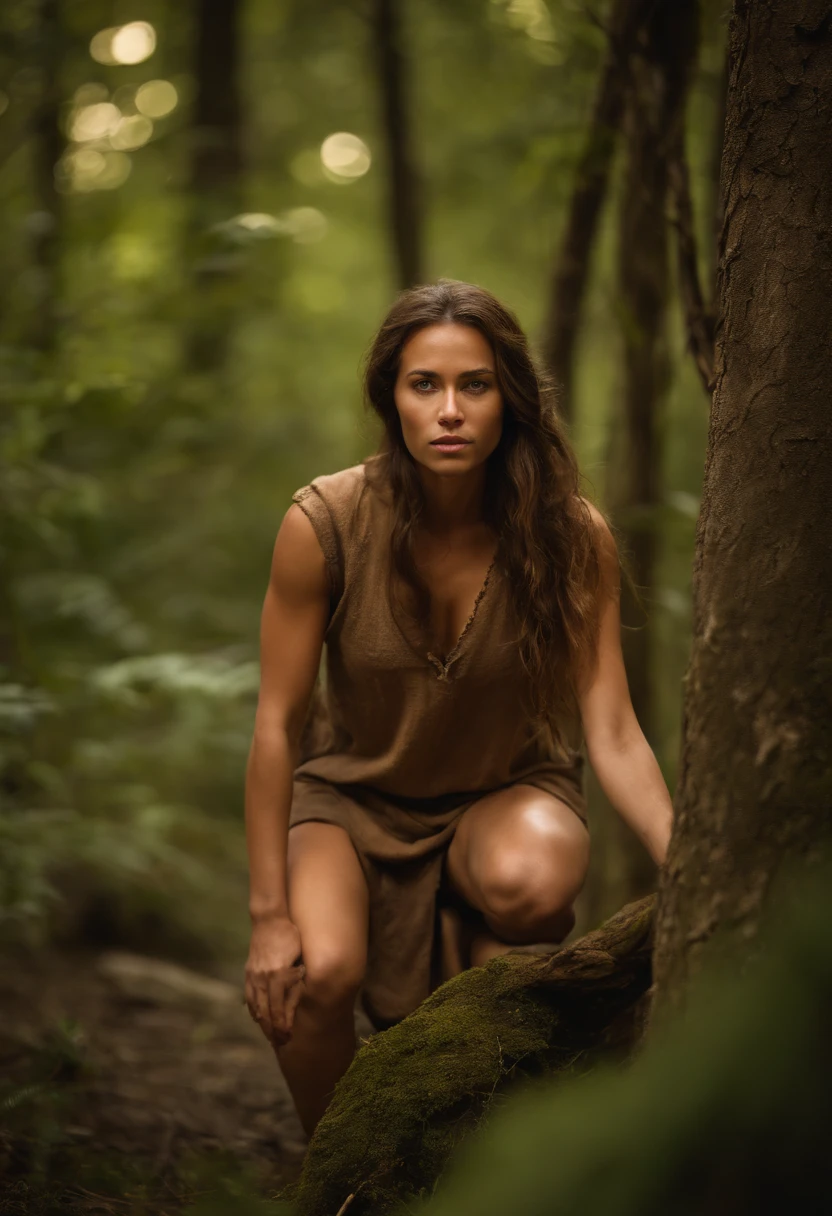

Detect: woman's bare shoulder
270,504,329,601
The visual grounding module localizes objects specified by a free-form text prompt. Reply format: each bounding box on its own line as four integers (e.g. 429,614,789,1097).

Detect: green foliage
0,0,721,959
0,353,258,956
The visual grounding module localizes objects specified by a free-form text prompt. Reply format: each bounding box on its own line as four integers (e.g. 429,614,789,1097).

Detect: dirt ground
0,947,319,1212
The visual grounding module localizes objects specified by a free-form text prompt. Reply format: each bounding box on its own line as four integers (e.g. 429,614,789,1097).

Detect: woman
244,279,673,1137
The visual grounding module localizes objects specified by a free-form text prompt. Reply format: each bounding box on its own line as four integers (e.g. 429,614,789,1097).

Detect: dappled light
69,101,120,142
110,114,154,151
57,147,132,193
89,21,157,67
135,79,178,118
320,131,372,182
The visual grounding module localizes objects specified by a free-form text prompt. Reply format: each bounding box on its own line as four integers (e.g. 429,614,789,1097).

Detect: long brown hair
362,278,605,746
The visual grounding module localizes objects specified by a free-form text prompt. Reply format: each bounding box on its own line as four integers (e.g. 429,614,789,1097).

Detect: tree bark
184,0,244,374
652,0,832,1017
603,0,700,904
371,0,423,289
541,0,654,423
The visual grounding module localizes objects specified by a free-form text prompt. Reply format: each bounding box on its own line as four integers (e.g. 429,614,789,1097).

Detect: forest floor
0,947,325,1214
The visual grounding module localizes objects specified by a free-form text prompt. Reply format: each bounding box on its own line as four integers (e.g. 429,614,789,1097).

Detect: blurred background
1,0,724,976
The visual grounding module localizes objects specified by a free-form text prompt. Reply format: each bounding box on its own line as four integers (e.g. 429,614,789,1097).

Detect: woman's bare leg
446,785,589,968
275,821,369,1137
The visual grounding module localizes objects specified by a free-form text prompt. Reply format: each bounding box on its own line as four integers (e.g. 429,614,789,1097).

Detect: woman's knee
301,943,366,1013
472,828,589,940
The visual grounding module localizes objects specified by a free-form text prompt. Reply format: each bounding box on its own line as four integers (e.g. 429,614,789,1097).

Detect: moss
290,895,655,1216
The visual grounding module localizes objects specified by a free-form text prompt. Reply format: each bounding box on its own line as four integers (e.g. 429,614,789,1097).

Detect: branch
669,140,717,397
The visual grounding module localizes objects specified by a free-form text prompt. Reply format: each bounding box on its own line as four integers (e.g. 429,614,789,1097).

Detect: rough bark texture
652,0,832,1015
372,0,423,289
289,896,655,1216
542,0,653,423
602,0,699,905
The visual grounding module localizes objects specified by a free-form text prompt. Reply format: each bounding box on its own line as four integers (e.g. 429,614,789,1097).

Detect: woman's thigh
445,784,590,939
287,821,369,1002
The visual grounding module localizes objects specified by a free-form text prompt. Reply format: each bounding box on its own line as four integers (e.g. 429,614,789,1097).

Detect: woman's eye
414,379,433,392
466,380,488,393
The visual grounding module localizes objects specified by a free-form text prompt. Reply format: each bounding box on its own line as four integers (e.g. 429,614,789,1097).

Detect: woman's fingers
244,962,306,1049
266,971,288,1037
248,975,277,1045
283,964,307,1031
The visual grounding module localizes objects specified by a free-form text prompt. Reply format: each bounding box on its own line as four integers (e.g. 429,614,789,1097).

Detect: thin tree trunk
668,28,730,397
541,0,654,423
371,0,423,289
29,0,63,352
652,0,832,1017
184,0,244,374
604,0,700,904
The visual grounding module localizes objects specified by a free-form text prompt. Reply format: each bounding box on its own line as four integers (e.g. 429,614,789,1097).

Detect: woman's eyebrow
405,366,494,377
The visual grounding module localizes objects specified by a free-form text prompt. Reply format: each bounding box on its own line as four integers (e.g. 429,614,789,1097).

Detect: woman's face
393,322,504,475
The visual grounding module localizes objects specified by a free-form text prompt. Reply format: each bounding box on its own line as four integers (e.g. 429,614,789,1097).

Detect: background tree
372,0,423,288
541,0,651,424
183,0,244,377
29,0,64,352
595,0,700,911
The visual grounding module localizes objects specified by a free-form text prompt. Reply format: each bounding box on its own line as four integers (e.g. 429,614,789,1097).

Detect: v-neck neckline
424,552,498,681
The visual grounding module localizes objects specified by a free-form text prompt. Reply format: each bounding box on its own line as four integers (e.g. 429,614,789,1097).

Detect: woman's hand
245,915,305,1048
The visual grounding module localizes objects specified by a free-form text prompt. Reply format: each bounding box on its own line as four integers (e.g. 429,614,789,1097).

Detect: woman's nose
438,389,463,418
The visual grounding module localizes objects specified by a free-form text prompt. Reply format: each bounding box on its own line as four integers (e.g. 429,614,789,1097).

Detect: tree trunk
29,0,64,352
184,0,244,375
602,0,700,904
371,0,423,289
652,0,832,1017
541,0,653,423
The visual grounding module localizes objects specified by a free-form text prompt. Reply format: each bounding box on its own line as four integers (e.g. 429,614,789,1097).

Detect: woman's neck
415,463,488,536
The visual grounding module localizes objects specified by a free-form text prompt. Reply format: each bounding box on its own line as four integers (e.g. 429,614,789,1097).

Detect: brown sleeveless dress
289,458,588,1027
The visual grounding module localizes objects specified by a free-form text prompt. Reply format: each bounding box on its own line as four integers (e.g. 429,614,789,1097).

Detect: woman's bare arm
577,503,674,867
244,503,329,1043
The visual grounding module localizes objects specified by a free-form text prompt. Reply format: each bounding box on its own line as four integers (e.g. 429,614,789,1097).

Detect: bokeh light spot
236,213,283,234
320,132,371,182
110,114,154,150
90,22,156,67
71,102,121,142
135,80,178,118
60,148,132,193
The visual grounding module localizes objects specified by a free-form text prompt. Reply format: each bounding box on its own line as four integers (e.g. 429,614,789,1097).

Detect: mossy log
291,894,656,1216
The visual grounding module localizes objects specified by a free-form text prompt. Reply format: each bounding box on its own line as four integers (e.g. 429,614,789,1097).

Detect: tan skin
244,323,674,1137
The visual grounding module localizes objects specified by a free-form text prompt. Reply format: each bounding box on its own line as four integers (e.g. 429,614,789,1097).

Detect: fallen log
291,894,656,1216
